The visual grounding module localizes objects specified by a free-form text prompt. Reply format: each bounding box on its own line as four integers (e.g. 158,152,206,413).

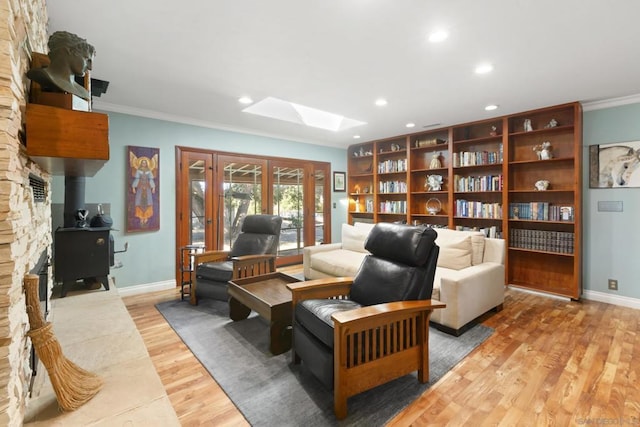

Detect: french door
176,147,330,283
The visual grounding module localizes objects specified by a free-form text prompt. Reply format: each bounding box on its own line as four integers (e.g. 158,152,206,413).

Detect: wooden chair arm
287,277,353,307
332,299,446,325
194,250,230,265
230,254,276,263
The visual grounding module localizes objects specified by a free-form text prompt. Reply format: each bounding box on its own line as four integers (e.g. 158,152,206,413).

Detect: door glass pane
189,159,206,246
273,166,304,256
222,162,263,250
314,169,325,245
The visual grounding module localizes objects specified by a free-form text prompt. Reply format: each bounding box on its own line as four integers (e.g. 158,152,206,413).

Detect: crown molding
582,93,640,111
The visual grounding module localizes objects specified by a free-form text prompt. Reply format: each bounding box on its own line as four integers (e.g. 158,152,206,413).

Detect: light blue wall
583,102,640,299
54,103,640,296
52,112,348,288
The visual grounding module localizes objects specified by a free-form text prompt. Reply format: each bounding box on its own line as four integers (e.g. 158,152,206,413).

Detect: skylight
243,97,366,132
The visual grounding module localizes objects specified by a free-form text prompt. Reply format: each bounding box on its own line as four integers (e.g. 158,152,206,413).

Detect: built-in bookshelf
347,102,582,299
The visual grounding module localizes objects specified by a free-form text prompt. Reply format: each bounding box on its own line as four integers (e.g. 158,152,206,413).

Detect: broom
24,274,103,411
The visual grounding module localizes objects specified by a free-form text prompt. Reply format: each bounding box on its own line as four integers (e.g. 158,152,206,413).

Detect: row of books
510,229,575,254
452,146,503,167
455,201,502,219
509,203,575,221
454,225,502,238
378,159,408,173
379,200,407,214
379,181,407,193
454,174,503,192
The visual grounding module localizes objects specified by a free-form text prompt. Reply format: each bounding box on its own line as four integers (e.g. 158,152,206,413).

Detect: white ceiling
46,1,640,149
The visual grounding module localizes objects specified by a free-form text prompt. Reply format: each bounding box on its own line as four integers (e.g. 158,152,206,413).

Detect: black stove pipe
63,176,85,228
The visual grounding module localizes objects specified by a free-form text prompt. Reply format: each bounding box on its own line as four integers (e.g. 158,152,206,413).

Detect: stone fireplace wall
0,0,50,425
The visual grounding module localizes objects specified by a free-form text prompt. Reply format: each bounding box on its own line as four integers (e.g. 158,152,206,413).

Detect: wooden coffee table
227,272,300,355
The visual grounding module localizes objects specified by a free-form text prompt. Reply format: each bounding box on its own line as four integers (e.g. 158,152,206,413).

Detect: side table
180,244,205,301
228,272,301,355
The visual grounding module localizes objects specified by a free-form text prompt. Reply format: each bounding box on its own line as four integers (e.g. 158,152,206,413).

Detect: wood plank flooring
123,267,640,426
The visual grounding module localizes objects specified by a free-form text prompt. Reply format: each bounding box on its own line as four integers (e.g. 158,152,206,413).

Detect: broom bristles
24,275,104,411
28,323,103,411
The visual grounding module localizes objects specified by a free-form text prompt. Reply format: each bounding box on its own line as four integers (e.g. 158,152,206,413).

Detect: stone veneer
0,0,50,425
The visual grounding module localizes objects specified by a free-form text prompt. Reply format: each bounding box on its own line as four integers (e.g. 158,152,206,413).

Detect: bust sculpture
26,31,95,100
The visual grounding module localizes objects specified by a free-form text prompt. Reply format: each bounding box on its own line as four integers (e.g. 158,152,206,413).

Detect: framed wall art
333,171,346,192
127,146,160,232
589,140,640,188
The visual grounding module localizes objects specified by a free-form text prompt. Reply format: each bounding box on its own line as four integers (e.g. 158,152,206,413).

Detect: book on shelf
510,228,574,254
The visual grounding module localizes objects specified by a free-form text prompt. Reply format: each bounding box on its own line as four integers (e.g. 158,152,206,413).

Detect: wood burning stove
53,175,120,297
54,227,112,297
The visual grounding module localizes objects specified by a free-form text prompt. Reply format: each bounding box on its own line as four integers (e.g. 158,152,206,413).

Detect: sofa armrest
434,262,505,330
483,238,505,264
303,243,343,279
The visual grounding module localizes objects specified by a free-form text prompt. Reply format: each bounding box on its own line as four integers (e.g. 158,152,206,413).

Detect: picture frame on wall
127,145,160,232
589,140,640,188
333,171,346,192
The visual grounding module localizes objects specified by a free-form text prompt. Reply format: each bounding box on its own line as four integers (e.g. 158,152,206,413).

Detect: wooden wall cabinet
347,102,582,299
25,103,109,176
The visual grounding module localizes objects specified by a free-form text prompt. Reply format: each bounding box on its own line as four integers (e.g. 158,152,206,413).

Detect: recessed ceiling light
375,98,388,107
353,135,361,139
428,30,449,43
238,96,253,104
485,104,498,111
406,122,415,128
475,63,494,74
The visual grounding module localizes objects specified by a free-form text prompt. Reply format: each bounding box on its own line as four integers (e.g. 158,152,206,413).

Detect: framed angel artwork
127,146,160,232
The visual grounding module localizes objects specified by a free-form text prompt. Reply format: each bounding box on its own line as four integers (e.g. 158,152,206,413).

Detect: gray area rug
156,298,493,427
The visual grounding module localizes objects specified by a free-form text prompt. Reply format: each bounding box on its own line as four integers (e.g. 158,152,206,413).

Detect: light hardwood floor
123,266,640,426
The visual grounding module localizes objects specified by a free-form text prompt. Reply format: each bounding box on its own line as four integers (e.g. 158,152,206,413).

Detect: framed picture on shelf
589,140,640,188
333,171,346,192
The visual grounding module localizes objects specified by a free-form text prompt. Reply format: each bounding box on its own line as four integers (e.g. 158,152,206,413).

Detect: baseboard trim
117,280,177,296
582,290,640,310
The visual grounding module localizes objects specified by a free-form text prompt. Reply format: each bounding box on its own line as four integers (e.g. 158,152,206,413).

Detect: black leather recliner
190,214,282,304
287,222,444,419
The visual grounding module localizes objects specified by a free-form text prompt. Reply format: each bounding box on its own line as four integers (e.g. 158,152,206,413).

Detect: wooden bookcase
347,102,582,299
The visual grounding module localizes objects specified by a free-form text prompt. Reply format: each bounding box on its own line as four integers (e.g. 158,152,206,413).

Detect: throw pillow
341,223,370,253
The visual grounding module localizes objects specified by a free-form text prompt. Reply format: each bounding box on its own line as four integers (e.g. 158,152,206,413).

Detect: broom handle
24,274,46,330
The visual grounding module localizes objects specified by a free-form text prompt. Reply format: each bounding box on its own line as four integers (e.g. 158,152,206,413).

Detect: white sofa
303,223,505,335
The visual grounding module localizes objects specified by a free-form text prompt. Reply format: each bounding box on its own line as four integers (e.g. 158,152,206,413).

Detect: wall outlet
608,279,618,291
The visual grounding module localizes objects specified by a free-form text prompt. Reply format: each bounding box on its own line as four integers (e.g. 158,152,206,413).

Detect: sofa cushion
438,247,471,270
310,249,367,277
435,229,486,268
341,223,371,253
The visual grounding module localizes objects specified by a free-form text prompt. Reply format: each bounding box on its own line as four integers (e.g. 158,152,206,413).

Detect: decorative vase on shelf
429,152,442,169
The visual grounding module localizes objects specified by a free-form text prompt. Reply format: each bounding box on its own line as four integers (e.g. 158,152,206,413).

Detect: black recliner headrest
241,215,283,235
364,222,437,266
